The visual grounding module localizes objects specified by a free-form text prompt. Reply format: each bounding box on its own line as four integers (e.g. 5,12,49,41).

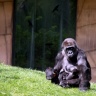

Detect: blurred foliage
34,27,60,69
14,0,77,70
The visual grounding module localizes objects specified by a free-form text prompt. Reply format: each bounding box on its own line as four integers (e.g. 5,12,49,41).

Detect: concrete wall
0,0,13,64
76,0,96,82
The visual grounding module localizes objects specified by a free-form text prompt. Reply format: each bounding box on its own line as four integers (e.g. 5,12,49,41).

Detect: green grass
0,64,96,96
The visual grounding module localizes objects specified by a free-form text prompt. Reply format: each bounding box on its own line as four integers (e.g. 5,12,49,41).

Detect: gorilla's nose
68,51,73,54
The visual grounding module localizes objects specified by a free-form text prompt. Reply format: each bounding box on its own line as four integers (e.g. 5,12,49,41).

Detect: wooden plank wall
76,0,96,82
0,0,13,65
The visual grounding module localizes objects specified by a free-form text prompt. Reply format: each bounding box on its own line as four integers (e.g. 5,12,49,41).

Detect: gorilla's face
46,71,53,80
61,38,78,59
65,46,77,58
45,68,56,80
58,71,69,87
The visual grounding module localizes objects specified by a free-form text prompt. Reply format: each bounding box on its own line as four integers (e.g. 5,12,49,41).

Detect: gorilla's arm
77,51,91,81
53,51,64,73
66,78,80,87
77,51,91,91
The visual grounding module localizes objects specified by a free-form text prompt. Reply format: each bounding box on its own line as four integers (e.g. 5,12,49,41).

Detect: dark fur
45,67,59,84
53,51,64,73
61,38,91,91
45,38,91,91
58,69,79,87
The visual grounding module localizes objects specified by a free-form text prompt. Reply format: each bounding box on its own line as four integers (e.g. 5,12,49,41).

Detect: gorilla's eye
67,47,75,52
69,47,74,50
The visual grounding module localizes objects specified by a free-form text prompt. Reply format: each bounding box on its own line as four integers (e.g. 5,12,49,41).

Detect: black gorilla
60,38,91,91
58,70,80,87
45,67,59,84
60,64,78,80
45,38,91,91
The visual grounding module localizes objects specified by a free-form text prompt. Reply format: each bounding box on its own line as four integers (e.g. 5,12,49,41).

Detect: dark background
12,0,77,70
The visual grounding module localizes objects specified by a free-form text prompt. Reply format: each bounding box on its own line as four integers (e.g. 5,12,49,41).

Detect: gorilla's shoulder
55,51,64,61
78,49,85,53
77,49,86,59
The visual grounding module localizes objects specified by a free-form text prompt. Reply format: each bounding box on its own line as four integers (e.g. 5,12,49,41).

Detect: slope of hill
0,64,96,96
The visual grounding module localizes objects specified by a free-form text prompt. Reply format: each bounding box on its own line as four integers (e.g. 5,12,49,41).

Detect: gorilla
45,67,59,84
60,38,91,91
60,65,78,80
45,38,91,91
58,70,80,87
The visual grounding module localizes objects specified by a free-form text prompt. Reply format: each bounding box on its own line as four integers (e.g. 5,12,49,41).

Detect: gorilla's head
61,38,79,58
45,67,56,80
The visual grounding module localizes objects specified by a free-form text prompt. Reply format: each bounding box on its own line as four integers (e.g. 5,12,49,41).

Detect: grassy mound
0,64,96,96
